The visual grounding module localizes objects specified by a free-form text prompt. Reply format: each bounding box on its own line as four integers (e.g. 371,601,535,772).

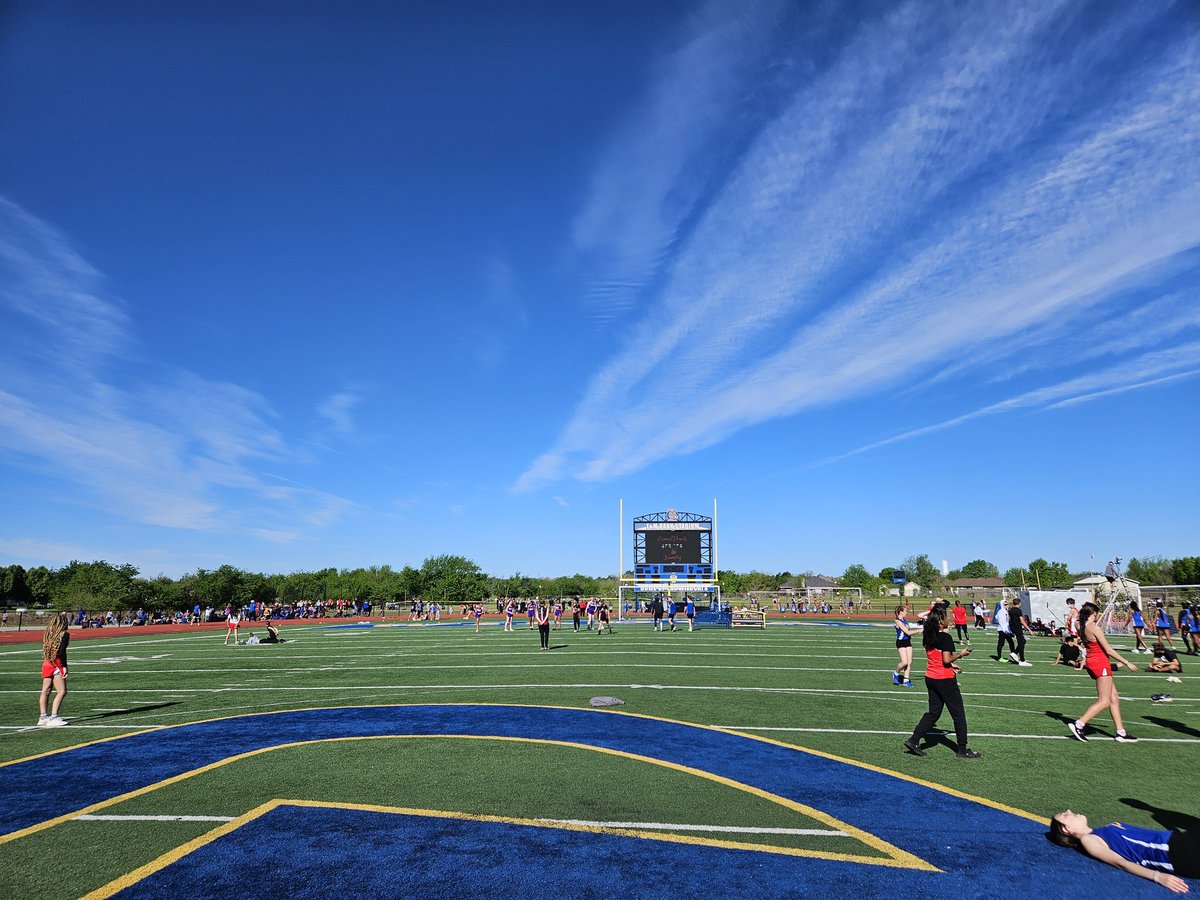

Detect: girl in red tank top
1068,601,1138,743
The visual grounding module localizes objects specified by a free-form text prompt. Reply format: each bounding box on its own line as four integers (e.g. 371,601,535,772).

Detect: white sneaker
1009,652,1020,663
1018,660,1033,667
45,716,67,727
36,714,49,727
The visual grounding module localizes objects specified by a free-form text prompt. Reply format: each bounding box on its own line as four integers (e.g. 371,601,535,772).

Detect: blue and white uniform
1091,823,1174,873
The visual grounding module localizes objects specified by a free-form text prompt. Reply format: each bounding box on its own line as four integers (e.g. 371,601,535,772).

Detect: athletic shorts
41,660,67,679
896,638,912,648
1085,658,1111,679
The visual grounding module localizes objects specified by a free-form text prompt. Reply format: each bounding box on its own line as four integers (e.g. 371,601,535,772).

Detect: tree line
836,554,1200,596
1,553,1195,611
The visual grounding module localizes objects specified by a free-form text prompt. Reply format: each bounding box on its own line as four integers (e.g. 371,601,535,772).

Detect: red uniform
1083,634,1111,679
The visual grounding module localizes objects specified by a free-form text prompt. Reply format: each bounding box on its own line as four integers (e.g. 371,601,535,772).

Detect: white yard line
716,725,1200,744
536,819,847,835
74,814,234,822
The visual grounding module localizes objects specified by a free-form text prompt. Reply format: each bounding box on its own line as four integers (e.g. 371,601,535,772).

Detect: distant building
803,575,840,594
1071,574,1141,602
944,577,1007,599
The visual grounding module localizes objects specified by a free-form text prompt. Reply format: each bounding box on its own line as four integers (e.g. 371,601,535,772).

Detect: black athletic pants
538,622,550,649
1170,829,1200,878
1012,628,1027,662
996,630,1015,658
954,623,969,642
911,677,968,751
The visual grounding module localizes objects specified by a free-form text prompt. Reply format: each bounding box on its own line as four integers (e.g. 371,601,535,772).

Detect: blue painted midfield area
0,705,1176,897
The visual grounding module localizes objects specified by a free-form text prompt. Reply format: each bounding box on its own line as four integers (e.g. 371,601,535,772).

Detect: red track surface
0,610,889,645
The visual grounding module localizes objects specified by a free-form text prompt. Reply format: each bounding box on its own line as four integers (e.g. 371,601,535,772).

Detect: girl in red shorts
1068,601,1138,743
38,611,70,727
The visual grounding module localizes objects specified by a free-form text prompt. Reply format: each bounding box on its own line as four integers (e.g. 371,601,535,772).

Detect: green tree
0,565,34,606
718,570,745,595
1026,559,1072,589
901,554,942,591
841,563,884,596
419,554,487,605
959,559,1000,579
1170,557,1200,584
1003,566,1029,588
742,571,777,593
53,560,140,609
1125,556,1170,585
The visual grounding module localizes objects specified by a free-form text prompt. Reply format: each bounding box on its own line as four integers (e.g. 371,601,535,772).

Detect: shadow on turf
1119,798,1200,831
1143,715,1200,739
1043,709,1114,739
77,702,181,721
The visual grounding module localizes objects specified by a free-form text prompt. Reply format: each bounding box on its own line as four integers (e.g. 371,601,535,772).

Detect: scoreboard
645,530,700,564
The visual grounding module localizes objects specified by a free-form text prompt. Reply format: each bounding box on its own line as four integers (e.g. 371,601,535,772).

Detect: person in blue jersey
685,596,696,632
1155,602,1177,651
891,605,918,688
1049,810,1197,892
666,597,678,632
1129,600,1149,653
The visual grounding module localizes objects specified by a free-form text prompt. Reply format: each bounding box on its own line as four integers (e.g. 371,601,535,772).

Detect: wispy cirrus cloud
518,0,1200,491
0,198,352,535
570,0,790,323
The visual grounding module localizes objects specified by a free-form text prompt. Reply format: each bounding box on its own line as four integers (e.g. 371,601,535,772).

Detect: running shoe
1068,721,1088,742
36,714,49,727
1114,732,1139,743
903,739,926,757
1017,660,1033,667
955,748,982,759
902,680,914,688
892,672,901,685
44,716,67,727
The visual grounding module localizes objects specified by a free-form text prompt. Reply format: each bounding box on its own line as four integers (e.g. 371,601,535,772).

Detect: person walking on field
994,601,1015,662
1008,597,1034,666
224,610,241,645
1128,600,1148,653
1068,601,1139,743
892,605,918,688
1154,602,1177,651
972,599,987,630
951,601,970,645
38,612,71,727
903,609,979,758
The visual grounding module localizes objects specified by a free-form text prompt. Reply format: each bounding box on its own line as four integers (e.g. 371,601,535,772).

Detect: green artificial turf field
0,617,1195,897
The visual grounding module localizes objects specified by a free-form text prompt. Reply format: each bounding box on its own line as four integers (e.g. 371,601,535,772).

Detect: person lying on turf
1048,810,1197,893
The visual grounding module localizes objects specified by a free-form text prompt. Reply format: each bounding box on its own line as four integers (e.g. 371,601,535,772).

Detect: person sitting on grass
1054,634,1084,669
1048,810,1197,893
1147,642,1182,673
261,623,283,643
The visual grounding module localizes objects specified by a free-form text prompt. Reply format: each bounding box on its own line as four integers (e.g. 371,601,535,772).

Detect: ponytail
921,610,944,650
1078,602,1099,636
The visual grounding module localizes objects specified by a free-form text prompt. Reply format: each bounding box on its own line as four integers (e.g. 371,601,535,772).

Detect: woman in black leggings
904,610,980,759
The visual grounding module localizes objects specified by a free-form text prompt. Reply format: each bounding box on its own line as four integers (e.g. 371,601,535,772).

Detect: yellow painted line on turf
2,733,934,873
0,701,1051,833
80,801,281,900
82,793,930,899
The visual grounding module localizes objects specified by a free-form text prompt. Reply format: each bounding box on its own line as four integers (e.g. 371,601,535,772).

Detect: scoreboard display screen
645,530,701,565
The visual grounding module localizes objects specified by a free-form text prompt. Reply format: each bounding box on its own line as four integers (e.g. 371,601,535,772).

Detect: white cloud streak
518,0,1200,491
0,199,353,535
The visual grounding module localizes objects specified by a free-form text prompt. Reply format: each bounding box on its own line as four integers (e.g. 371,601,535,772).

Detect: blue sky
1,0,1197,581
